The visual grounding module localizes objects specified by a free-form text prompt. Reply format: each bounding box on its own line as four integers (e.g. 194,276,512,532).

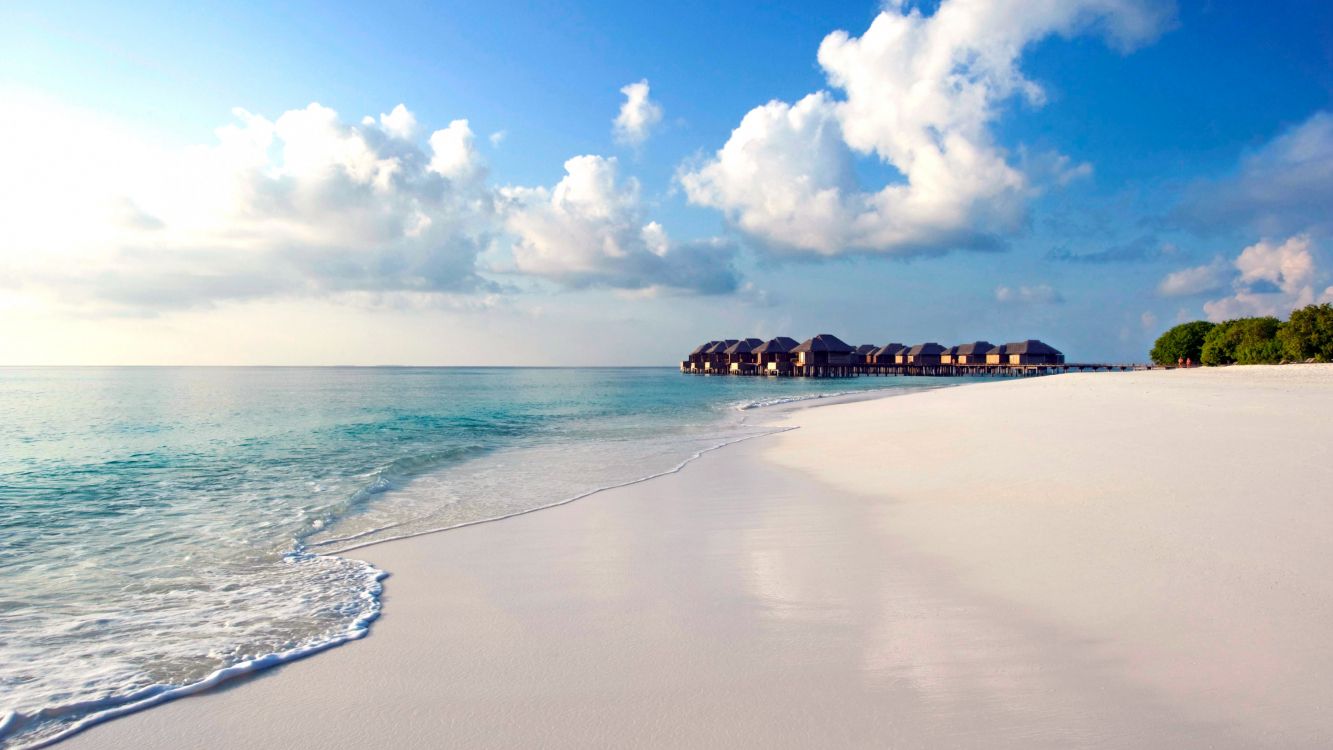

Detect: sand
63,365,1333,748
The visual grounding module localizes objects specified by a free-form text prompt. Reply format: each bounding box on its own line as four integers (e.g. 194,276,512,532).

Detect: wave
2,561,386,750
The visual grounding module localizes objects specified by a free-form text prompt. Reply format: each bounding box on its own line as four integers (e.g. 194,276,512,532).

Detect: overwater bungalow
686,341,719,372
940,345,959,365
905,342,947,366
724,338,765,373
853,344,878,363
754,336,799,374
703,340,739,373
985,343,1010,364
952,341,995,365
869,343,905,364
793,334,855,375
1001,340,1065,365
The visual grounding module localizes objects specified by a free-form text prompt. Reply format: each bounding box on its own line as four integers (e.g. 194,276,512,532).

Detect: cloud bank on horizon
1,0,1331,361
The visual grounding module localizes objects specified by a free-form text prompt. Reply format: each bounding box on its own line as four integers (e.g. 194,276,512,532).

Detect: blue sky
1,0,1331,364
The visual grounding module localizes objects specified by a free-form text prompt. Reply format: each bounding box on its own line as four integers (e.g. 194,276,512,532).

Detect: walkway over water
680,362,1163,378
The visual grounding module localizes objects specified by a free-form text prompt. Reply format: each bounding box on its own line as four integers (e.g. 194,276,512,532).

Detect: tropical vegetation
1150,304,1333,366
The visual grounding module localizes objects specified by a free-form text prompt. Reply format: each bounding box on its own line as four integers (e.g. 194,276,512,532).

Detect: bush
1278,303,1333,362
1150,320,1213,365
1200,317,1282,366
1234,338,1285,365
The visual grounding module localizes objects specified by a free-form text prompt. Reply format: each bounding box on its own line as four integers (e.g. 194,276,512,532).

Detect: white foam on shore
7,565,387,750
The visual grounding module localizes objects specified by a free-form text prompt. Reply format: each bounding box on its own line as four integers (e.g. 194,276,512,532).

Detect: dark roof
753,336,799,354
907,342,947,356
871,343,906,358
723,338,765,355
690,340,720,355
953,340,995,356
792,334,854,354
986,343,1009,355
705,339,739,354
853,344,878,356
1003,339,1063,355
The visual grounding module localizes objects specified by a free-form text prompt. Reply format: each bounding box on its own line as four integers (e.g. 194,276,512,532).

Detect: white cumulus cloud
613,79,664,146
500,155,737,293
679,0,1172,257
0,97,733,312
0,98,496,311
1202,235,1328,320
1157,257,1231,297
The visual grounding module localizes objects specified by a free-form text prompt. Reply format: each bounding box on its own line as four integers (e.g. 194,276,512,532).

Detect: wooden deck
679,361,1161,378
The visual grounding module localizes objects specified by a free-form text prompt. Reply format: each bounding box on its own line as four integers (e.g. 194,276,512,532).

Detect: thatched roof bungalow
724,338,765,372
853,344,878,363
904,342,947,365
792,334,855,366
688,341,719,368
952,341,995,365
754,337,799,373
869,343,905,364
1002,339,1065,365
985,343,1009,364
703,339,739,371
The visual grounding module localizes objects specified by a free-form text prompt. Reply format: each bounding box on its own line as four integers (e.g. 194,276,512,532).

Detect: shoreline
24,380,955,749
62,365,1333,748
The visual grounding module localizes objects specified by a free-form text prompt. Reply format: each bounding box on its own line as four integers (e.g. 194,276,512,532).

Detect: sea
0,367,960,748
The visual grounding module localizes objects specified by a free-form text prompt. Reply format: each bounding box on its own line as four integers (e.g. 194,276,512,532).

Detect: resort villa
723,338,765,374
754,337,800,375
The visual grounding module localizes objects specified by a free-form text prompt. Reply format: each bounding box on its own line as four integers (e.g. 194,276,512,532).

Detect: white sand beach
65,365,1333,749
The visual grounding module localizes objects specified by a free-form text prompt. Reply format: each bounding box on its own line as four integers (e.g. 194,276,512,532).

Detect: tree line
1150,303,1333,366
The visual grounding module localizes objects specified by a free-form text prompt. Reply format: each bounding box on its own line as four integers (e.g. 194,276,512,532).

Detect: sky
1,0,1331,365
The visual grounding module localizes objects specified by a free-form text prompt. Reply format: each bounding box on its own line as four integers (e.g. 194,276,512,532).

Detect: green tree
1234,338,1284,365
1150,320,1214,365
1278,303,1333,362
1200,316,1283,366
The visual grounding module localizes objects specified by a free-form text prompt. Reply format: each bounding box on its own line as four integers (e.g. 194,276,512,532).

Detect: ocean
0,367,958,748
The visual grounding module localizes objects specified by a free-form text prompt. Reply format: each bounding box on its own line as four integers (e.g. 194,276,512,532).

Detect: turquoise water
0,367,957,748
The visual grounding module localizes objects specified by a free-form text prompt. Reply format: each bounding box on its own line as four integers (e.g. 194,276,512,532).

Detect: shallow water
0,367,960,748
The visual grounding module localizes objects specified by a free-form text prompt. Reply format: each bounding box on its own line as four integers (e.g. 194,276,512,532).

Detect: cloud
489,130,507,147
613,79,664,146
376,104,419,140
1176,111,1333,237
428,118,485,182
1162,235,1332,320
1157,257,1230,297
0,97,735,313
499,155,738,294
995,283,1063,304
0,99,499,312
1049,234,1182,264
679,0,1172,258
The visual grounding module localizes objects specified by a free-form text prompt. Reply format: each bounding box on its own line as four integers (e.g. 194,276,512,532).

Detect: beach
63,365,1333,749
